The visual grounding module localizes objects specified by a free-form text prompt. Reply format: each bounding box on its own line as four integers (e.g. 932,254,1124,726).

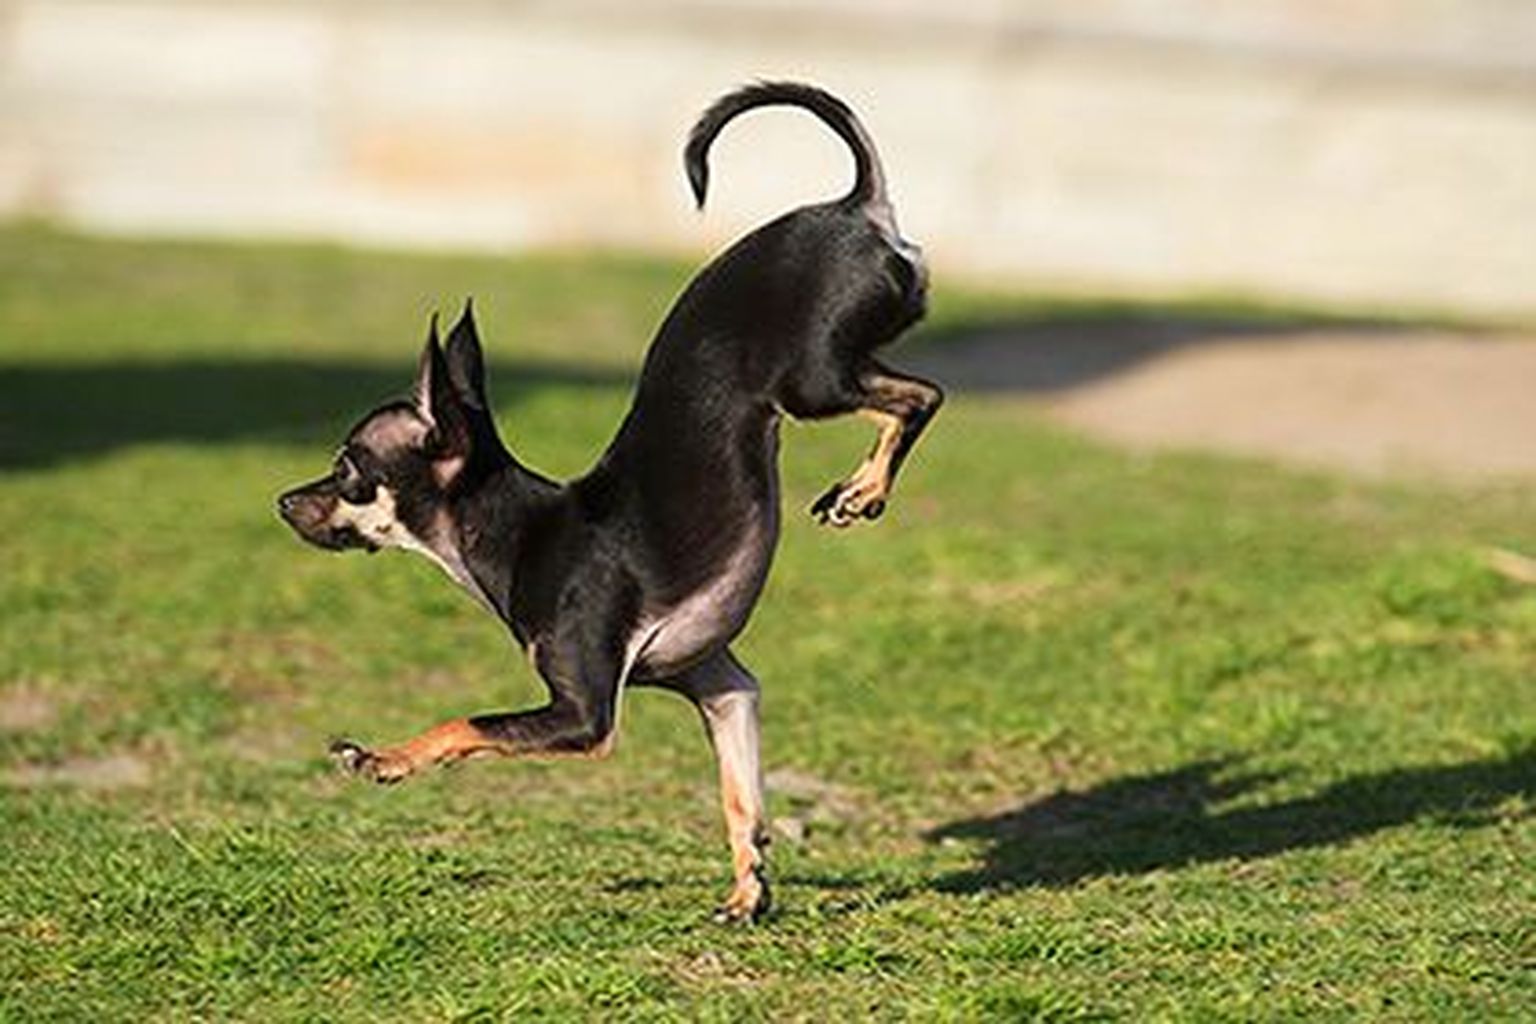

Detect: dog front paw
810,480,886,528
328,738,414,785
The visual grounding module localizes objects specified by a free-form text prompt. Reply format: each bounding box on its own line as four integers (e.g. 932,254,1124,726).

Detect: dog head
277,302,499,557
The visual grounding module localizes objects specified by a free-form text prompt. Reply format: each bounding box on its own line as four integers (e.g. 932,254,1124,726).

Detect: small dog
277,82,941,922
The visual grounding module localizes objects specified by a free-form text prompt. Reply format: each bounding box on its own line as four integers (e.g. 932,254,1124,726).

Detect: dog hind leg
809,361,942,527
652,648,770,923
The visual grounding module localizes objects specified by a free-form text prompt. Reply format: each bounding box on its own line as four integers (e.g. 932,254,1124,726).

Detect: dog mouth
304,524,378,553
277,489,378,553
282,516,379,554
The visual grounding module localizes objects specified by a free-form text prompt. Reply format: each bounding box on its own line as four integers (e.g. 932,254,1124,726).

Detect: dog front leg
331,642,621,784
329,701,614,784
811,361,942,527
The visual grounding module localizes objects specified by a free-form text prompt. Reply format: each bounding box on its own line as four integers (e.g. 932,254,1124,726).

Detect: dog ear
445,297,489,411
414,314,471,468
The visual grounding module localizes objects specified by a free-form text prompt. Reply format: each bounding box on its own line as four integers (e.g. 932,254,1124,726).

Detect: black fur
276,82,942,920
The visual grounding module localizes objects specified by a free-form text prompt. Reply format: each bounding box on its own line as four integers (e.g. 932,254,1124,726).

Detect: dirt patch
1486,548,1536,585
0,688,58,733
4,753,151,791
912,327,1536,480
767,767,866,844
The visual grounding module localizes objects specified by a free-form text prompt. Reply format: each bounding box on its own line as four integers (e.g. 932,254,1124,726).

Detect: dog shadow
0,357,629,470
925,747,1536,893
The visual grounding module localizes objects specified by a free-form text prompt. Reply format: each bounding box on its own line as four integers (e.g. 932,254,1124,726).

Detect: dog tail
684,81,888,212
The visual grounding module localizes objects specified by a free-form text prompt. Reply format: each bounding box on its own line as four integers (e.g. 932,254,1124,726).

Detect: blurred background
2,0,1533,317
9,0,1533,481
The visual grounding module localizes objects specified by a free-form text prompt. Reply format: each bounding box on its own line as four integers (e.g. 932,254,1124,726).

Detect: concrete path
911,326,1536,481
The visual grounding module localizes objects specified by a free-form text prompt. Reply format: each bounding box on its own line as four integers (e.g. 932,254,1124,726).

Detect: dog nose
277,492,299,519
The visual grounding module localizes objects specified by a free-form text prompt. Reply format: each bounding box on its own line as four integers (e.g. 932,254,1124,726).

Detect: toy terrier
277,82,941,922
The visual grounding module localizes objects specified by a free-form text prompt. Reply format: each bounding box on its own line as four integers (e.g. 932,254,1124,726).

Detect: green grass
1,224,1533,1021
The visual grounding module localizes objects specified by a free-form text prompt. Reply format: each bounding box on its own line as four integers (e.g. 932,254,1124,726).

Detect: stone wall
1,1,1532,315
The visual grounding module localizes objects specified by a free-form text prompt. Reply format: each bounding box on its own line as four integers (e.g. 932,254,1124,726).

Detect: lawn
1,225,1532,1021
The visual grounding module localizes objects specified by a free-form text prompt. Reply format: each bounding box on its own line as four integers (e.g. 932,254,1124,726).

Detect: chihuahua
278,82,941,922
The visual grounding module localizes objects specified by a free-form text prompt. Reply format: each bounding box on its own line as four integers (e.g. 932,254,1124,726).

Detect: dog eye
341,479,376,505
333,454,375,503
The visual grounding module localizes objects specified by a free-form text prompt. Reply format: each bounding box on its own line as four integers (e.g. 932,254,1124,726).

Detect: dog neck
440,459,559,626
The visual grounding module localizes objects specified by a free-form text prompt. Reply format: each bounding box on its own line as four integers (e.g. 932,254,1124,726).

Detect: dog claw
713,868,771,925
809,484,854,528
810,481,885,528
713,905,754,925
328,738,412,785
328,738,366,768
809,487,838,519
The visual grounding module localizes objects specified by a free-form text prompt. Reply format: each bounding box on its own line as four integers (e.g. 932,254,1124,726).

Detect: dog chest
634,522,776,676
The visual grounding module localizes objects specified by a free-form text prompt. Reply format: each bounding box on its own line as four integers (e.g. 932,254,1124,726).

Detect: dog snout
277,488,321,529
277,485,328,533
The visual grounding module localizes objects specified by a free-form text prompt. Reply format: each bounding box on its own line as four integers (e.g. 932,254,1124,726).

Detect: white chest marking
330,488,495,612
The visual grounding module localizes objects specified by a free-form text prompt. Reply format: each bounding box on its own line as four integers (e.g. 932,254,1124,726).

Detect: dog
277,82,941,922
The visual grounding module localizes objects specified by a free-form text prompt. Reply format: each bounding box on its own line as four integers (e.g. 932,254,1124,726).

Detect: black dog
277,82,941,922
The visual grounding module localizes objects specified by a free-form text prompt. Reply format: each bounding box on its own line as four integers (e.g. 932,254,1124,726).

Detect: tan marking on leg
333,704,620,784
579,730,619,761
388,718,488,766
849,407,903,495
820,410,902,527
703,689,769,922
333,717,489,784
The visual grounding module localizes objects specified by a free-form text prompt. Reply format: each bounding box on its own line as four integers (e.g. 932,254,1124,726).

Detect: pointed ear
445,297,489,410
413,314,470,464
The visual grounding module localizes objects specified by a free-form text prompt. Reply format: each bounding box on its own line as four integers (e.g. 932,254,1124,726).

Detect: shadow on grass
906,311,1453,396
4,304,1457,470
0,358,630,470
926,747,1536,892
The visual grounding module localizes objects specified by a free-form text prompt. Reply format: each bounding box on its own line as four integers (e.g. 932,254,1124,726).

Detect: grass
1,224,1533,1021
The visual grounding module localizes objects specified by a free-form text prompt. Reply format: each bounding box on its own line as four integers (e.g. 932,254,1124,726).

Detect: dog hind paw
713,868,771,925
810,481,886,528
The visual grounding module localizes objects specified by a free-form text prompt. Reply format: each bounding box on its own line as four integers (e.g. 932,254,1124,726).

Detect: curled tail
684,81,888,212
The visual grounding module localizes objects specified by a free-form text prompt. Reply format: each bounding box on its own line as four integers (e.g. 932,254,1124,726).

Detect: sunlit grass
2,225,1533,1020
